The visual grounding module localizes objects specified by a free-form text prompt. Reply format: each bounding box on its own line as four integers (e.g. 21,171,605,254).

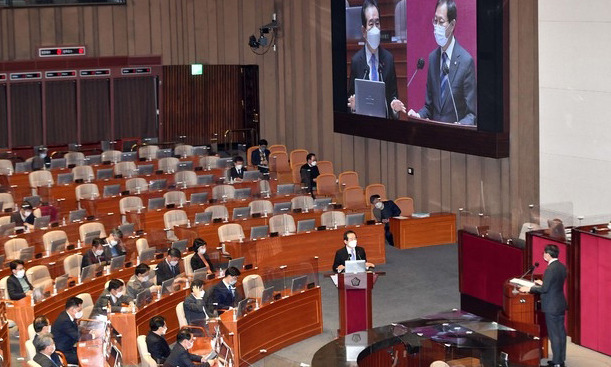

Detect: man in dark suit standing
163,329,216,367
348,0,406,119
33,333,60,367
300,153,320,194
228,156,246,182
370,194,402,246
408,0,476,125
205,267,243,316
519,244,567,367
251,139,270,174
332,230,375,273
156,248,184,285
7,259,33,300
52,296,84,365
146,316,171,364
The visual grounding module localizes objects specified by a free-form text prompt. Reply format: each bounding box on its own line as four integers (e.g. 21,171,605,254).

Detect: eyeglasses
432,17,449,27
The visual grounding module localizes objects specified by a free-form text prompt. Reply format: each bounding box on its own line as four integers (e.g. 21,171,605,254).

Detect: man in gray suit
408,0,476,125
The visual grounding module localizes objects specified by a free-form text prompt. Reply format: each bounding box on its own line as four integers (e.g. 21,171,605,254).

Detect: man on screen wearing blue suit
408,0,476,125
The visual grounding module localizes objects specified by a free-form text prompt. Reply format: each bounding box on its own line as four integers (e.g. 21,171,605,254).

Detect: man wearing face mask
53,296,84,365
31,146,51,171
81,238,110,269
33,333,60,367
164,329,217,367
33,316,62,366
251,139,271,174
156,248,184,285
205,266,243,316
184,279,209,325
228,156,247,181
146,316,171,364
127,263,160,299
333,230,375,273
91,278,132,317
190,238,215,274
104,228,126,258
348,0,406,119
10,201,36,229
370,194,401,246
408,0,476,125
300,153,320,194
7,259,33,300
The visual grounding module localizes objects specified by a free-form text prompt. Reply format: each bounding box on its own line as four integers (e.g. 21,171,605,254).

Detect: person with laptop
90,278,132,317
7,259,33,300
205,267,243,316
10,201,36,230
163,329,217,367
81,237,110,269
53,296,84,365
370,194,402,246
127,263,159,299
228,156,247,182
347,0,406,119
332,230,375,273
183,279,209,326
300,153,320,194
104,228,126,258
156,248,187,285
251,139,271,174
31,146,51,171
190,238,215,275
146,316,171,364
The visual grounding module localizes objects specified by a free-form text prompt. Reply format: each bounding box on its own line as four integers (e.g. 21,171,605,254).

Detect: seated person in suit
228,156,247,181
31,147,51,171
184,279,208,325
251,139,270,174
300,153,320,193
10,201,35,229
190,238,215,275
163,329,216,367
32,315,62,365
33,333,60,367
370,194,402,246
156,248,186,285
52,296,84,365
146,315,171,364
104,228,127,258
7,259,33,300
127,263,159,299
332,230,375,273
205,266,243,316
81,238,110,269
90,279,132,317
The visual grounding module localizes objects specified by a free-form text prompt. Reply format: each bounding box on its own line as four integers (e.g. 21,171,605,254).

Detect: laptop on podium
355,79,387,118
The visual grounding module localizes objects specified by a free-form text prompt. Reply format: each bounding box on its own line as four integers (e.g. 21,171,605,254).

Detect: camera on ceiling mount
249,15,279,53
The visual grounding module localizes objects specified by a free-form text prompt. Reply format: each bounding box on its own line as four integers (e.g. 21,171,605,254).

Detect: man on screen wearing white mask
408,0,476,125
53,296,84,365
348,0,406,119
370,194,402,247
333,230,375,273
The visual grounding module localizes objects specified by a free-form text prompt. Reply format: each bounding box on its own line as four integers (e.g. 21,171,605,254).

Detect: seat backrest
28,323,36,340
289,149,308,168
174,144,194,158
258,180,272,196
204,205,229,220
26,265,51,287
242,274,265,299
269,151,290,173
184,253,194,276
4,238,28,260
64,254,83,278
101,150,122,163
342,186,367,210
113,161,138,177
395,197,414,216
0,159,14,175
175,171,197,187
315,173,338,197
246,146,258,167
119,196,144,214
76,293,94,319
126,177,149,194
291,164,302,185
176,301,187,327
164,191,187,206
269,214,296,234
64,152,85,167
0,216,10,225
42,230,67,252
29,170,54,188
138,145,159,160
291,196,315,210
199,156,219,169
338,171,360,192
72,165,94,181
317,160,334,175
321,211,347,228
137,334,158,367
75,183,100,200
365,183,387,203
212,185,235,200
0,193,14,211
158,157,179,173
26,339,36,361
248,200,274,215
136,238,149,256
218,223,245,242
163,210,188,229
79,222,107,242
268,144,286,154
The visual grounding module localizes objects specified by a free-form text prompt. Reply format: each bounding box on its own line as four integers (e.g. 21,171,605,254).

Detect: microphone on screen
363,66,370,80
530,262,540,282
442,63,460,123
407,58,425,87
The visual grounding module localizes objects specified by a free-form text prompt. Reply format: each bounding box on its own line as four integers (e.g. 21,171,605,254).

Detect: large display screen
333,0,507,158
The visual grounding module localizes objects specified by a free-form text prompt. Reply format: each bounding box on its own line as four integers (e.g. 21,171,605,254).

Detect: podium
335,271,383,337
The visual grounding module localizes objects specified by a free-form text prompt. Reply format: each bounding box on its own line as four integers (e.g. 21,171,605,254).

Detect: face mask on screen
366,26,381,50
434,24,449,47
348,240,357,248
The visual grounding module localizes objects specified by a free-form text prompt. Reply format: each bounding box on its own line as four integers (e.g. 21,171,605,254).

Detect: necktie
351,249,356,261
230,286,235,300
370,54,378,81
440,52,449,106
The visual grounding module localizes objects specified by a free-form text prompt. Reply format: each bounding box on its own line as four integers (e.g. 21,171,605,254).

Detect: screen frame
331,0,509,158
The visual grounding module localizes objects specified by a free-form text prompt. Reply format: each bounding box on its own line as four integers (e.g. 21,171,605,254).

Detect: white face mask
141,275,150,282
434,23,450,47
40,153,47,159
170,260,179,267
109,239,118,247
160,326,167,335
375,201,384,209
94,249,104,256
347,240,357,248
235,165,243,170
310,160,317,167
115,291,123,299
366,26,381,50
24,210,32,217
74,310,83,319
229,279,237,286
186,340,194,350
198,247,206,255
15,269,25,278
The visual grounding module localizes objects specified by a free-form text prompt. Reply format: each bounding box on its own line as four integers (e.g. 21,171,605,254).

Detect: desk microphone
519,262,539,279
363,66,370,80
407,58,425,87
530,262,539,282
442,63,459,123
